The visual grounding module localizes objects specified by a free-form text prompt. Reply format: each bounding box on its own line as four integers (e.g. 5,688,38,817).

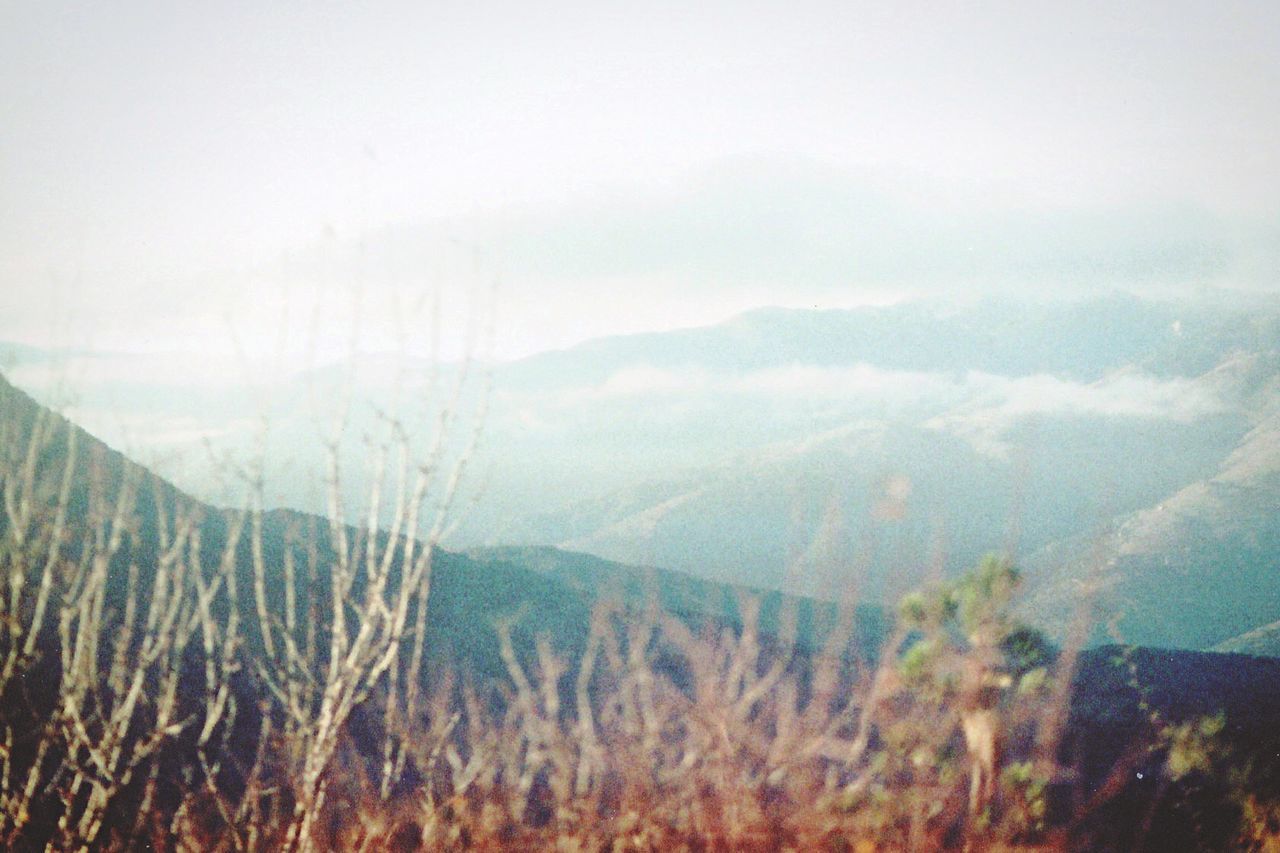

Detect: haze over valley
4,3,1280,847
6,290,1279,654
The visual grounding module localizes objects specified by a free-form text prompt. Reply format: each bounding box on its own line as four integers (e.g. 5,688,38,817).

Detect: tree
896,555,1054,822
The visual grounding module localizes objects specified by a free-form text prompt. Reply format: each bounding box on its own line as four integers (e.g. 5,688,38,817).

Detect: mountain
0,374,564,672
1020,353,1280,649
1213,620,1280,658
468,544,888,655
496,293,1184,385
6,370,1280,850
5,292,1278,653
0,372,843,683
461,297,1278,654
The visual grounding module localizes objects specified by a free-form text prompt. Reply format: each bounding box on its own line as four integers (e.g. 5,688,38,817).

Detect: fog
3,1,1278,363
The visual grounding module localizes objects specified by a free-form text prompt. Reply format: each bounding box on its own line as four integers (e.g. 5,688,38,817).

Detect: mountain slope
1020,360,1280,650
0,372,846,680
6,293,1278,655
469,544,888,655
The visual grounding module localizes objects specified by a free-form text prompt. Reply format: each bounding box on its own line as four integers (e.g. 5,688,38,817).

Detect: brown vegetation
1,375,1276,851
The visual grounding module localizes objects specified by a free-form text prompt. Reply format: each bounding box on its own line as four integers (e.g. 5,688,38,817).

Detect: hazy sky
3,0,1278,363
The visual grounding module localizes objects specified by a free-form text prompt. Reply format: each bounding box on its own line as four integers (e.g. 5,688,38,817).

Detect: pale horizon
4,1,1280,365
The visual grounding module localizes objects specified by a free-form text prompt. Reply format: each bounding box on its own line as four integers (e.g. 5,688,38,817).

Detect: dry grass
2,374,1276,851
168,564,1094,852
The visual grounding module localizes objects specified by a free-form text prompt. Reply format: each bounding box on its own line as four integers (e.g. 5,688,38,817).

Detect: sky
2,0,1279,365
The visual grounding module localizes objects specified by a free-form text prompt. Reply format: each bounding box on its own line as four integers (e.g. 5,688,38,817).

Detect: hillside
473,297,1280,654
0,373,787,681
4,293,1279,656
6,370,1280,849
1019,355,1280,649
1214,620,1280,657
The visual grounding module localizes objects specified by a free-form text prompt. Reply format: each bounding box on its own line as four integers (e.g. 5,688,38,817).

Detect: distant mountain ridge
4,292,1278,654
500,293,1179,384
475,294,1280,653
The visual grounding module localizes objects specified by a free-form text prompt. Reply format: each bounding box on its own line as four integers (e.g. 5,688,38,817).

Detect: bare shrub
2,373,1268,851
0,379,242,849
